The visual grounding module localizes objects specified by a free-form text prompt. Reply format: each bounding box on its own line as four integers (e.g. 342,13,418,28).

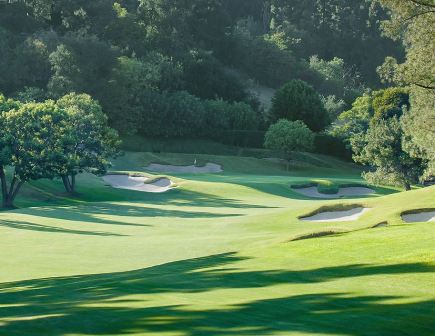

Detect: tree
0,93,21,208
375,0,435,178
1,100,70,208
352,116,423,191
402,88,435,179
309,56,363,104
330,87,410,147
56,93,121,194
372,87,410,122
269,0,403,85
375,0,434,91
328,94,373,148
270,80,330,131
48,34,118,99
264,119,314,169
321,95,346,121
226,102,259,131
105,52,184,134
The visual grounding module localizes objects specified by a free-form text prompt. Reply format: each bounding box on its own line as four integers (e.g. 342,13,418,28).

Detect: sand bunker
145,162,223,174
402,211,435,223
301,207,370,222
103,175,174,193
293,186,375,199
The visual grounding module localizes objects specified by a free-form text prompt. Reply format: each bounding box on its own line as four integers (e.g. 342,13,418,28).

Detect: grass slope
0,152,434,335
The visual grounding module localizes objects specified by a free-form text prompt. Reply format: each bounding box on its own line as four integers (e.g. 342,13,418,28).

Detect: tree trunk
5,180,24,208
71,174,76,193
0,166,8,204
404,182,411,191
0,167,8,208
61,174,76,194
61,175,72,193
0,170,25,209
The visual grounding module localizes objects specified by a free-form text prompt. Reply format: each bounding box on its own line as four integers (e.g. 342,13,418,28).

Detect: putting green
0,152,434,335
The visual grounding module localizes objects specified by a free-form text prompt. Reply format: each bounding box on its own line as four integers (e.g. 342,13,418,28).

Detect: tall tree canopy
375,0,435,178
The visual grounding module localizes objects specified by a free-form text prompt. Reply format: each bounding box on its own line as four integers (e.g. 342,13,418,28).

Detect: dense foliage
0,0,432,193
331,86,428,189
375,0,435,179
270,80,330,132
0,93,120,207
264,119,315,168
0,0,404,140
352,116,423,190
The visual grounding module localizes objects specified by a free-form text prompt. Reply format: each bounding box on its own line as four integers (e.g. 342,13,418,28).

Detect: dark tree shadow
0,219,123,236
21,202,243,228
0,253,433,335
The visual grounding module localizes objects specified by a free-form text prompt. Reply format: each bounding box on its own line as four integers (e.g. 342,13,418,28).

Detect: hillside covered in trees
0,1,401,129
0,0,433,192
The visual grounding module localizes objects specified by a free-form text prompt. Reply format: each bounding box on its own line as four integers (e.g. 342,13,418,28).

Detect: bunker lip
292,185,375,199
300,207,370,222
401,209,435,223
103,174,174,193
145,162,223,174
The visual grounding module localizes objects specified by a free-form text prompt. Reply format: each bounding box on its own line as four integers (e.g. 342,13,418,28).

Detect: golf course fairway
1,152,434,336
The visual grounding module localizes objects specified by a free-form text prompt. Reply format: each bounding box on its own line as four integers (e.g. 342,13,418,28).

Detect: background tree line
0,0,433,191
0,0,401,134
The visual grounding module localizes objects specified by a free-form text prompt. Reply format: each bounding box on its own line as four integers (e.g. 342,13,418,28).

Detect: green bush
225,102,259,131
264,119,315,159
139,91,205,138
270,80,330,131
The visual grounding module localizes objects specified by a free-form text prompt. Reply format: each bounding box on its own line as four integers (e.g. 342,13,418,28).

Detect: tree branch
407,0,435,9
403,9,435,22
410,82,435,90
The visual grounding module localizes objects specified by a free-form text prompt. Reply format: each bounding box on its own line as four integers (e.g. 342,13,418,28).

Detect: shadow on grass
0,219,124,236
13,202,243,229
0,253,433,335
30,177,278,209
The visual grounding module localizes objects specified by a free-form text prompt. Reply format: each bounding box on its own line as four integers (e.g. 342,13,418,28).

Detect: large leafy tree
352,116,423,191
1,100,70,208
270,80,330,131
330,87,410,147
56,93,121,194
375,0,435,178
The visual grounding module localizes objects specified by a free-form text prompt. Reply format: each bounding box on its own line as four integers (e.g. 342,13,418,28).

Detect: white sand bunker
402,211,435,223
293,186,375,199
145,162,223,174
301,207,370,222
103,175,174,193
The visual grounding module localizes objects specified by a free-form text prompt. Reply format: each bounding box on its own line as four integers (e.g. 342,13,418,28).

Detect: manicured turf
0,152,434,335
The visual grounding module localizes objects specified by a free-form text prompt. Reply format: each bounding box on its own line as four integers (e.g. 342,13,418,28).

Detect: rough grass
0,151,434,336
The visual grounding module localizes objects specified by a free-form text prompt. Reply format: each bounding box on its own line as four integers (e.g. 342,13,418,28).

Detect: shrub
140,91,205,138
264,119,315,163
270,80,330,131
226,102,259,131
